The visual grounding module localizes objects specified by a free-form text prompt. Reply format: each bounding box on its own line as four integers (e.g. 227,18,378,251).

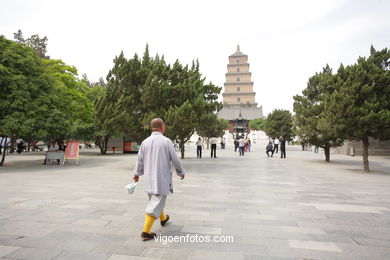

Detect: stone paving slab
3,247,62,260
108,255,159,260
288,240,342,252
0,245,19,258
1,144,390,259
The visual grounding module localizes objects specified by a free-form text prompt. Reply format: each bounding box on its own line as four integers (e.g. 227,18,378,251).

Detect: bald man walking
133,118,185,241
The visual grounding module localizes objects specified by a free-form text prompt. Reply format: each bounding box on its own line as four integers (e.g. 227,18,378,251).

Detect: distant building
218,45,263,134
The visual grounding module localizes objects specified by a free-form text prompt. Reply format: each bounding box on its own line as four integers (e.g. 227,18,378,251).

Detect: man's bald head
151,118,165,133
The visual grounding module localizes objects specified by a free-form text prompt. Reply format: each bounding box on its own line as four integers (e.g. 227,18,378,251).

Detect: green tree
13,29,49,59
264,109,294,140
0,36,51,165
197,114,228,139
93,86,121,154
249,118,266,131
165,101,197,158
40,59,94,143
106,50,150,144
101,45,222,158
0,35,94,164
325,46,390,172
160,59,222,158
293,65,344,162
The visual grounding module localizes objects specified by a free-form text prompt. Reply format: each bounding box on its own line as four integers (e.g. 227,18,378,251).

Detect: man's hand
180,175,185,180
133,175,139,182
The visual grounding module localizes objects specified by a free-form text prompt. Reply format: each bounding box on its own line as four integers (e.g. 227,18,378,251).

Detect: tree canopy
324,46,390,171
294,46,390,171
13,29,49,59
98,45,223,158
196,114,228,139
264,109,294,140
249,118,266,131
293,65,344,162
0,35,94,165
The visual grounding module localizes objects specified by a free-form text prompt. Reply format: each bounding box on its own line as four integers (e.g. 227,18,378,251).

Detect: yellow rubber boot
143,214,156,234
159,210,167,221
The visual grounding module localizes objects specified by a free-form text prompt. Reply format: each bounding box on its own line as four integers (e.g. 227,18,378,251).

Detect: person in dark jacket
266,141,274,157
280,136,286,158
234,139,239,152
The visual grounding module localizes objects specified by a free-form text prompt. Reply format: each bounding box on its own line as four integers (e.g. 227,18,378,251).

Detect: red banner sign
65,141,80,160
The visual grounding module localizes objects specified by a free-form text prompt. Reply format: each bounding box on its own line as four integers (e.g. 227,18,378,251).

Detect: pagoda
218,45,263,133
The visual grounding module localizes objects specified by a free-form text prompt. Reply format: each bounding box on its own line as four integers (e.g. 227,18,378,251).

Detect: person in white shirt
133,118,185,241
274,137,280,153
196,137,203,158
239,138,245,156
209,136,218,158
0,137,11,155
16,138,25,154
43,141,60,165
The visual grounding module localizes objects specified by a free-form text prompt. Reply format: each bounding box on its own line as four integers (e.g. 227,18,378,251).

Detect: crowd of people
192,134,292,160
0,138,32,154
266,136,287,158
0,137,69,165
194,135,252,158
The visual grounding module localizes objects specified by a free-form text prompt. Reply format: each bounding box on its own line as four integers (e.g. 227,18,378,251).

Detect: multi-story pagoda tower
218,45,263,133
222,45,257,107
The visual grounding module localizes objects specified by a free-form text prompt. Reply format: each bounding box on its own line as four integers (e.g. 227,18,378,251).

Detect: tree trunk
10,139,16,154
0,137,7,166
324,146,330,162
103,136,109,154
97,136,108,154
180,140,185,159
99,137,106,154
362,136,370,172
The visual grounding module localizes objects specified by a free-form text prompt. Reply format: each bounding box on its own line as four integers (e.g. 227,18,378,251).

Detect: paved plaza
0,142,390,260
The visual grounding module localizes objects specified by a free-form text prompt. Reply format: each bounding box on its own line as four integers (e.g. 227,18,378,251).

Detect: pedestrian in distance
244,138,249,152
266,141,274,157
220,138,226,149
234,139,239,152
0,137,10,155
133,118,185,241
210,136,217,158
239,138,245,156
273,137,279,153
280,136,286,158
16,138,24,154
196,137,203,158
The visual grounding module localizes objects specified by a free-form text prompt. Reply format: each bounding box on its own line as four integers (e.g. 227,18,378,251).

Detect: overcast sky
1,0,390,115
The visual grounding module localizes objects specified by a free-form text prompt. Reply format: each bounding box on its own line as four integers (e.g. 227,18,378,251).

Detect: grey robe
134,132,185,195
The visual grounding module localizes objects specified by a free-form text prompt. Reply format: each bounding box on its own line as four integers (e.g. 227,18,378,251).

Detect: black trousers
211,144,217,158
197,145,202,158
17,144,23,154
266,150,274,157
274,144,278,153
280,148,286,158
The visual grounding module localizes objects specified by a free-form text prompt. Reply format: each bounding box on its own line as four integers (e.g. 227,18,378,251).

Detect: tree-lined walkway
0,144,390,259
